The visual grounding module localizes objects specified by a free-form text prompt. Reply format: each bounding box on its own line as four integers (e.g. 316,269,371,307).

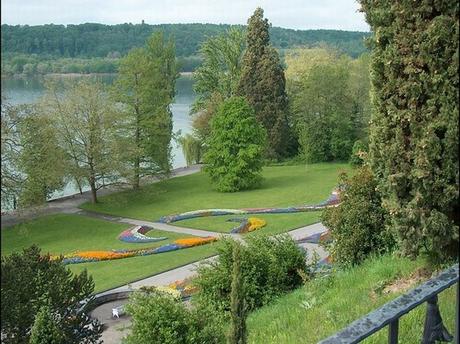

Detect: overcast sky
1,0,370,31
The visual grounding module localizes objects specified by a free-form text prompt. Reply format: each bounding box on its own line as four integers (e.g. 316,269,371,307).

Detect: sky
1,0,370,31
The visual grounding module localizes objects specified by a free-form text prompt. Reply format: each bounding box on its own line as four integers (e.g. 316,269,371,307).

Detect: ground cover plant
80,163,349,224
0,214,218,292
246,254,458,343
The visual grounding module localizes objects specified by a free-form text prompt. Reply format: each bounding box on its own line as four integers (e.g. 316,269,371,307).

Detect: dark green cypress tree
360,0,459,261
227,243,247,344
237,8,291,160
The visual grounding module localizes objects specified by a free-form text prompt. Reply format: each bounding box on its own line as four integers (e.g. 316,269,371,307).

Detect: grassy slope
247,255,457,343
80,163,349,224
0,214,218,292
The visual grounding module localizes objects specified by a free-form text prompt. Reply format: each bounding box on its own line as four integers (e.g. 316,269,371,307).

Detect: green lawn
2,163,348,292
1,214,218,292
246,254,458,343
179,212,321,235
80,163,349,223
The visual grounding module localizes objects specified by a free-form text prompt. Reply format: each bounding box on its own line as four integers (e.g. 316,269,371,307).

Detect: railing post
421,295,453,344
388,318,399,344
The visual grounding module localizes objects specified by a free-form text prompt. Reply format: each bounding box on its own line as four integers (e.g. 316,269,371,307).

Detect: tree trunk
75,177,83,195
133,156,140,189
133,97,141,189
90,180,98,204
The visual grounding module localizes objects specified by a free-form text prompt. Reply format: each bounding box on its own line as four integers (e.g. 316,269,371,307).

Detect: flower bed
157,188,341,224
118,225,167,243
168,277,198,298
228,217,267,234
173,237,217,247
59,236,217,265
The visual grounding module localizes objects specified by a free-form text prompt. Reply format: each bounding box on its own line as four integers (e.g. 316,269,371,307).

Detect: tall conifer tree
237,8,291,160
360,0,459,260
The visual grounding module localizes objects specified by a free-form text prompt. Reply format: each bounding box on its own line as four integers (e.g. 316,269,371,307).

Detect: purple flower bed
118,225,167,243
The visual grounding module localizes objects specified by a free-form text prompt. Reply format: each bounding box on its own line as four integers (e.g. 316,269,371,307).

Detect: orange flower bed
174,237,217,247
76,250,134,260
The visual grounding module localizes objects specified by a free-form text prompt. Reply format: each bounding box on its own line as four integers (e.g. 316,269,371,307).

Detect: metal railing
319,264,459,344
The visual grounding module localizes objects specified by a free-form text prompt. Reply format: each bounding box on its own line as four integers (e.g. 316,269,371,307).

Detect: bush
178,134,202,166
321,167,394,266
204,97,266,192
194,235,309,313
125,290,224,344
1,245,101,344
29,303,65,344
349,140,368,166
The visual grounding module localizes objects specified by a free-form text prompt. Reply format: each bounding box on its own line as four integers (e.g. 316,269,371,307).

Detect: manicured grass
80,163,349,223
246,254,457,343
1,214,199,255
1,214,218,292
68,244,217,292
179,212,321,235
2,163,348,291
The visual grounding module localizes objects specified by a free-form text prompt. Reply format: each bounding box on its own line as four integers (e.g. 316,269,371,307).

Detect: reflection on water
1,74,196,202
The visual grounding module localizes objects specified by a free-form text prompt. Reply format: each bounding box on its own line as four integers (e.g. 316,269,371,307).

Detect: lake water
1,74,196,203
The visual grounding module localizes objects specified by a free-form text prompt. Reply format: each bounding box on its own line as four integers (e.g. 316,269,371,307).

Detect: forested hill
1,23,370,58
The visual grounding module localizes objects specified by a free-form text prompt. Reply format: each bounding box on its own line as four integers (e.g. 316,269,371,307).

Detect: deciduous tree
112,32,178,188
17,106,67,207
204,97,265,192
43,79,121,203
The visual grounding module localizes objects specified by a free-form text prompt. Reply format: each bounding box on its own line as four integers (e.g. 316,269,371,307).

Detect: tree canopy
204,97,265,192
237,8,291,160
1,23,370,59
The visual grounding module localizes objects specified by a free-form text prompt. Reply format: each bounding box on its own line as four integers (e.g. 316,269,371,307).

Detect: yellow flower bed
247,217,267,232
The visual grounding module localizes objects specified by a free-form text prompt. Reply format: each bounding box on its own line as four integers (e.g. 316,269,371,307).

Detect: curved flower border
118,225,167,243
228,217,267,234
59,236,217,265
158,188,341,224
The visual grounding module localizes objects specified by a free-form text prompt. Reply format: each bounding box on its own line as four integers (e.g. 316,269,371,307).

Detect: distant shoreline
2,71,194,79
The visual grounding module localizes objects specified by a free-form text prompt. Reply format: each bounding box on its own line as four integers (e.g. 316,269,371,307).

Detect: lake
1,74,196,203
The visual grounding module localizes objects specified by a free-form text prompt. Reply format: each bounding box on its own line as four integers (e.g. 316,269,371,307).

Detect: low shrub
193,235,309,314
349,139,368,166
125,290,225,344
321,166,395,266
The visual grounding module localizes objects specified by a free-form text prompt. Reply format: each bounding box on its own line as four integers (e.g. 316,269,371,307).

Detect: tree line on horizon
1,23,370,59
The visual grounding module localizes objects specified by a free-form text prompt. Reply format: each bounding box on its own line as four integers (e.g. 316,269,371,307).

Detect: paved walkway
0,165,202,228
96,222,327,297
78,210,230,238
93,221,328,343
